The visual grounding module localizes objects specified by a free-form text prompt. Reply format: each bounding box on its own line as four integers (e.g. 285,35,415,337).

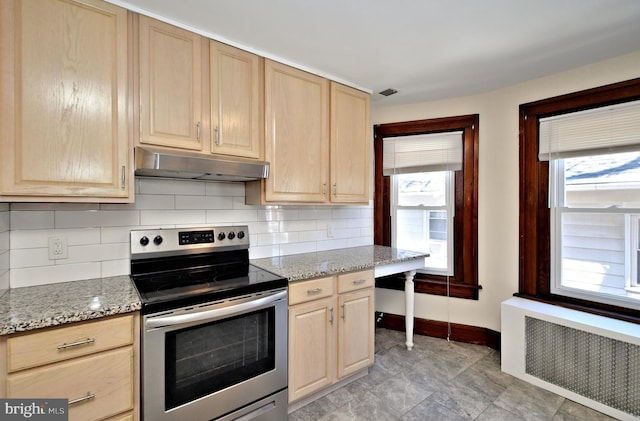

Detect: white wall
9,178,373,288
372,50,640,333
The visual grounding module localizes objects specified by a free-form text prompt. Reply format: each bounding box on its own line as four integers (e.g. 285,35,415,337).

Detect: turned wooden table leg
404,270,416,350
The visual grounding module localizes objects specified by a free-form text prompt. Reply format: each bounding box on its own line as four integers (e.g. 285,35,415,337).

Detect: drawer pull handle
307,288,322,295
353,279,366,285
57,338,95,350
69,392,95,406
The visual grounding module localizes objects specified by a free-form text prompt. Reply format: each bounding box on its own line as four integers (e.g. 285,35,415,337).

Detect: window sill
514,293,640,325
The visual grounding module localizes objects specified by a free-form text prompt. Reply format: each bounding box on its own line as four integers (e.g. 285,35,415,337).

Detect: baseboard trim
376,312,501,351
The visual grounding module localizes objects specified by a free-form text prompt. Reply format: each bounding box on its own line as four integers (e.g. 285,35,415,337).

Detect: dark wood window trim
519,77,640,324
374,115,479,299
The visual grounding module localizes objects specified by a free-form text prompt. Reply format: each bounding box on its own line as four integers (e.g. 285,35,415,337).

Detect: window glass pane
564,151,640,208
396,208,447,270
396,172,446,206
551,150,640,308
559,212,626,294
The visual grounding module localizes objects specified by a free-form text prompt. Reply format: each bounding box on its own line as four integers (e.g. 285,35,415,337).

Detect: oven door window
164,308,275,410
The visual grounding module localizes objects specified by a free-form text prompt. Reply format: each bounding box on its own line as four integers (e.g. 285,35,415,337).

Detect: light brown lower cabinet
288,270,374,403
0,313,140,421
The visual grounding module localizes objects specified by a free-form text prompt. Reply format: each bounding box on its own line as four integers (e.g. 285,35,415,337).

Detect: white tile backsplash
11,211,54,230
55,210,140,229
0,205,9,293
140,210,206,226
6,178,373,288
11,262,101,288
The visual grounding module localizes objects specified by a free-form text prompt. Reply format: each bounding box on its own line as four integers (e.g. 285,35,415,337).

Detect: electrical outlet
48,236,68,260
326,224,334,238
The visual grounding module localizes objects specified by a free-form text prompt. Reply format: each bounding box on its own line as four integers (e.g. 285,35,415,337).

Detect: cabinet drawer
337,270,374,294
7,347,133,421
288,277,334,305
103,411,134,421
7,315,133,372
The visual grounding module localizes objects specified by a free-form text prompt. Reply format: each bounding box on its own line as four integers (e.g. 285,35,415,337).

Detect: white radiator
501,297,640,420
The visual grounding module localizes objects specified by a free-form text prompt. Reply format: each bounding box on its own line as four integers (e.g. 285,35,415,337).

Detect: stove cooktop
132,263,287,314
129,226,288,314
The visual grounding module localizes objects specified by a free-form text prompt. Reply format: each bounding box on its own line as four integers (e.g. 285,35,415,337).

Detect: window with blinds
543,99,640,309
384,131,463,276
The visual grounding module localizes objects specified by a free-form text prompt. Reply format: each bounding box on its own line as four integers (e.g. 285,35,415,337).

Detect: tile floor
289,328,616,420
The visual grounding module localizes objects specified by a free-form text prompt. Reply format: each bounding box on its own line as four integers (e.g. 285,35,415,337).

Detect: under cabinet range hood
134,146,269,182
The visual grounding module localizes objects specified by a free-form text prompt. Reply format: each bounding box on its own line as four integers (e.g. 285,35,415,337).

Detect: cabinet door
337,288,374,379
288,296,335,402
210,41,262,159
264,60,329,202
139,16,203,151
0,0,130,199
330,83,371,203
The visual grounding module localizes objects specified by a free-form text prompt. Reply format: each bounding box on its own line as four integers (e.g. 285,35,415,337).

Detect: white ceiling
111,0,640,107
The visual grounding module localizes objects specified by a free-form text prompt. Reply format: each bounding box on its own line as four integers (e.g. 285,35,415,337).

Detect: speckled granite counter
0,246,424,337
0,275,141,336
251,245,428,282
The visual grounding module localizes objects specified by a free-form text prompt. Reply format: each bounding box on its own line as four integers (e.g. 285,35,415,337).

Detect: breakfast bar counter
252,245,428,349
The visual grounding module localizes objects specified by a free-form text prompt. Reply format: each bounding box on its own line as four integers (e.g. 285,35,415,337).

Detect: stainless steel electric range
130,225,288,421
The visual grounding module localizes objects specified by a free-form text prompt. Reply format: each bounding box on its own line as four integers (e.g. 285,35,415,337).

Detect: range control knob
228,231,236,240
153,235,163,246
237,230,245,239
218,232,226,241
139,236,149,246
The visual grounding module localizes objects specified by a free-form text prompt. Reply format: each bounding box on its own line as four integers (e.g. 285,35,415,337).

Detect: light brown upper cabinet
0,0,132,202
247,61,370,205
210,41,262,159
260,60,330,203
330,82,371,203
138,16,205,151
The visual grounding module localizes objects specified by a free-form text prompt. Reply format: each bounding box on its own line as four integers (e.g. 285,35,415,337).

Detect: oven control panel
130,226,250,258
179,230,215,245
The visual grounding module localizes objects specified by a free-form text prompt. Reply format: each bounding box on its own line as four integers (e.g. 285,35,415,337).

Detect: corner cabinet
0,0,132,202
247,61,370,205
288,270,374,403
0,313,140,421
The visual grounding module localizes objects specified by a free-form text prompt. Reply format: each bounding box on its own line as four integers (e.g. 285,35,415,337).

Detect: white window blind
539,99,640,160
383,131,463,175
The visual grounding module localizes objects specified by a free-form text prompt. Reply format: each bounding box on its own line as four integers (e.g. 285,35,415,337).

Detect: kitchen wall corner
7,178,374,289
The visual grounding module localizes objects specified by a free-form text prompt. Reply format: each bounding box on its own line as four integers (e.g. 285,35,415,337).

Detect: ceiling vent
379,88,398,97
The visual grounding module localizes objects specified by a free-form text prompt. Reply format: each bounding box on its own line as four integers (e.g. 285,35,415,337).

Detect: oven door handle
146,290,287,328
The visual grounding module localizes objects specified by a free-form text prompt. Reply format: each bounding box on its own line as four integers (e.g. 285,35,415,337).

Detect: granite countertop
251,245,428,282
0,276,141,336
0,245,425,336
